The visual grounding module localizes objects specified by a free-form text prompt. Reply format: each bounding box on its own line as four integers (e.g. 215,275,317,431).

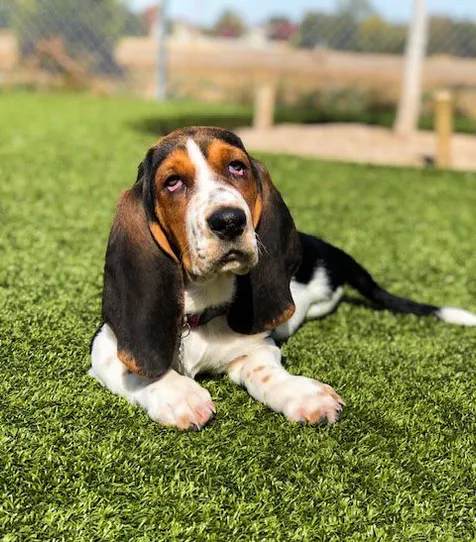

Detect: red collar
186,313,202,328
185,305,229,329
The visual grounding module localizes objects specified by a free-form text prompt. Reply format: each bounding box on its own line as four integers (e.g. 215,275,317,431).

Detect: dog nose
207,207,247,240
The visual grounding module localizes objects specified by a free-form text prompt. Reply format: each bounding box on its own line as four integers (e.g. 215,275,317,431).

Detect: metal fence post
155,0,169,101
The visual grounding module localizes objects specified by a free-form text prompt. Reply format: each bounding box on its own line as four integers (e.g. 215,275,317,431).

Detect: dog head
143,127,262,281
102,127,301,378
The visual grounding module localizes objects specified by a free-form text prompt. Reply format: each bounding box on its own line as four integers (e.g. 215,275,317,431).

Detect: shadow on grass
128,114,253,137
129,108,476,138
127,109,390,138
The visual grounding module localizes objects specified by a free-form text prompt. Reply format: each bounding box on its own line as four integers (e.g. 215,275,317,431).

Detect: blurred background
1,0,475,168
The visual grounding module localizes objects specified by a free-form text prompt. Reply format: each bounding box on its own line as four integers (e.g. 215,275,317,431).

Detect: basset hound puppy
90,127,476,430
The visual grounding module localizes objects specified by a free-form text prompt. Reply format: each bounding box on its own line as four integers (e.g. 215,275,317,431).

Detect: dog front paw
280,377,344,425
137,372,216,430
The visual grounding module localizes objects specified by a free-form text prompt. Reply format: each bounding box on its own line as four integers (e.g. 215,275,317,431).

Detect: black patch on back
295,232,346,291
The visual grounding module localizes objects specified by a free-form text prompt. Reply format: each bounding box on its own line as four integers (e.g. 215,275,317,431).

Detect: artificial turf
1,92,475,541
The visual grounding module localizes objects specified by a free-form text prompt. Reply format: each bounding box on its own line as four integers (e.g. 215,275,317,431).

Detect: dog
90,127,476,430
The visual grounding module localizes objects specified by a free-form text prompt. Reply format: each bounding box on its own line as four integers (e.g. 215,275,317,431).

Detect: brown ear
227,159,301,335
102,179,183,379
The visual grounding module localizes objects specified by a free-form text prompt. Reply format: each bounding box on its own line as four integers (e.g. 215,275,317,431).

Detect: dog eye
228,161,246,176
164,176,183,193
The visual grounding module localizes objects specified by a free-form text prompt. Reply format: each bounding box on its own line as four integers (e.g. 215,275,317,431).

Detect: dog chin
190,251,257,281
217,249,258,275
219,260,250,275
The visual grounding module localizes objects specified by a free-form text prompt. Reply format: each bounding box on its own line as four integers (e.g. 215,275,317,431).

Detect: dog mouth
190,248,258,282
217,249,247,266
212,249,253,275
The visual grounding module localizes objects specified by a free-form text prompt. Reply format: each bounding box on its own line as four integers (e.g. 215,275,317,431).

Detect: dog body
90,127,475,430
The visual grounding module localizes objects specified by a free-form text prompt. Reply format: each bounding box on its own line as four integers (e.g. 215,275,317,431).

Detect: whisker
255,233,268,257
179,244,192,263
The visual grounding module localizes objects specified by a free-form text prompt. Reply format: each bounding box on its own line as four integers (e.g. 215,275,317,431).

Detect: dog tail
334,245,476,326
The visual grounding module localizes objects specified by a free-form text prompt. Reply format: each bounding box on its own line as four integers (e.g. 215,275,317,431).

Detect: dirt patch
237,123,476,171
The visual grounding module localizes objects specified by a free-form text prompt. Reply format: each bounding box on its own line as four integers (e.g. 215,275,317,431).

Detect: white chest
178,274,269,378
184,273,235,313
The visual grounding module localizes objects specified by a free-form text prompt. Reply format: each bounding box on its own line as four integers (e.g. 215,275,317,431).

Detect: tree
394,0,428,135
296,11,359,51
213,9,246,39
11,0,144,74
427,17,476,58
330,13,358,50
337,0,376,21
357,15,406,54
451,21,476,57
427,16,453,55
296,12,334,48
0,4,11,28
267,16,298,42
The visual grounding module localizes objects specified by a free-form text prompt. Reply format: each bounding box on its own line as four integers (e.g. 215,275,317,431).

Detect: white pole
394,0,428,135
155,0,169,101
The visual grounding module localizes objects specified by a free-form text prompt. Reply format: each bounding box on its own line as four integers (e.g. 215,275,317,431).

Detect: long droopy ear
227,159,302,335
101,168,183,379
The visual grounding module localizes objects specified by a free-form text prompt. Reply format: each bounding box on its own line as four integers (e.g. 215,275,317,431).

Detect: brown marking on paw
308,409,323,424
177,415,194,431
228,355,247,370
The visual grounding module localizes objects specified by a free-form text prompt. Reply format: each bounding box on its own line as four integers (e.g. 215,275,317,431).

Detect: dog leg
274,266,344,341
227,342,344,424
90,324,215,430
305,286,344,320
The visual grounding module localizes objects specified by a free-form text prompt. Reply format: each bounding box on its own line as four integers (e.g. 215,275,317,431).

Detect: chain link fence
1,1,476,119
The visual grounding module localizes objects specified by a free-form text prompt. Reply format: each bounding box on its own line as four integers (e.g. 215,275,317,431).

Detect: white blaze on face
184,138,257,277
186,139,215,189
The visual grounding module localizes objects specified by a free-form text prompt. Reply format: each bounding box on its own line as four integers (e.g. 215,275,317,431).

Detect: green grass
1,92,476,541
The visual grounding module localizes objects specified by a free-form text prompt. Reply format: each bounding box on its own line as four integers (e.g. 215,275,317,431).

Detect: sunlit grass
1,92,475,540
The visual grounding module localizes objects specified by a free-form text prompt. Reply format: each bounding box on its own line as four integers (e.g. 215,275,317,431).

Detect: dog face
146,128,262,280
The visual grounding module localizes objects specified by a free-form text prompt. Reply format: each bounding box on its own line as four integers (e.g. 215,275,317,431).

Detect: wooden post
435,90,453,168
253,82,276,130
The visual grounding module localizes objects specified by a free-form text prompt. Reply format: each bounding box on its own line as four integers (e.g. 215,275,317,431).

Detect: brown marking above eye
155,149,195,191
207,140,250,177
206,139,259,220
